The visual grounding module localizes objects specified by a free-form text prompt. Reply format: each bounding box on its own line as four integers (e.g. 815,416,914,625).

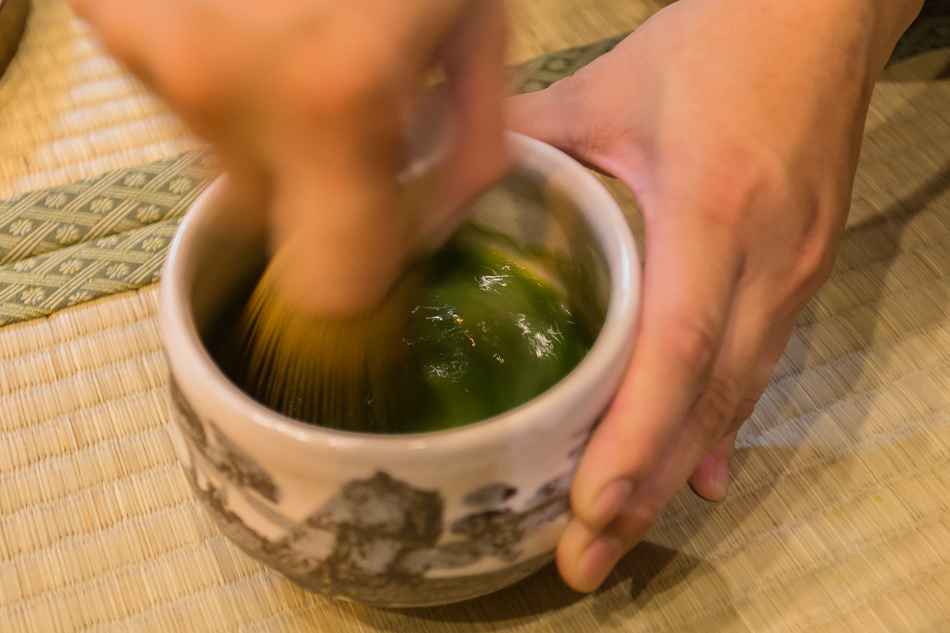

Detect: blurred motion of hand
66,0,509,315
508,0,925,592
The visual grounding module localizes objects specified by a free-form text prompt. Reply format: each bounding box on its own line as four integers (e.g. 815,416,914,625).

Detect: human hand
66,0,509,315
508,0,924,591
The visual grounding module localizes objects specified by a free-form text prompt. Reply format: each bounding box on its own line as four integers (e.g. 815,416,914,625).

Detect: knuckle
315,63,384,112
287,38,394,118
731,395,759,427
768,216,840,307
557,76,606,160
762,175,844,299
692,144,786,226
664,316,721,377
691,374,741,445
618,500,662,537
63,0,87,14
791,231,838,291
162,66,227,119
149,30,234,121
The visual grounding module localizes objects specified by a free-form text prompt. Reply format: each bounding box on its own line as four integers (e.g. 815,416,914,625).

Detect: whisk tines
230,264,421,433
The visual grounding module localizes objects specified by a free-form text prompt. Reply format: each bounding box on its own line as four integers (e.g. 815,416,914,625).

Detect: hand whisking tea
210,101,592,433
213,223,594,434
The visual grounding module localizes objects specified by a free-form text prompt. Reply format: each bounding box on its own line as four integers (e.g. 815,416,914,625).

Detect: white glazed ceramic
158,132,641,607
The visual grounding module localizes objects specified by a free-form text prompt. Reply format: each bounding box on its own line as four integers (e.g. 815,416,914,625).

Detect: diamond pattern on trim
0,150,216,266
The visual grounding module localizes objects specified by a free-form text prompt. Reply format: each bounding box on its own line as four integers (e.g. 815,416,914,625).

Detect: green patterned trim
0,219,180,323
0,39,625,326
1,23,947,326
507,34,626,94
0,151,217,324
0,150,216,265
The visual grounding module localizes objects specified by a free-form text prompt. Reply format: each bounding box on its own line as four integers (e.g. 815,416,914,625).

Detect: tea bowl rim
158,132,641,456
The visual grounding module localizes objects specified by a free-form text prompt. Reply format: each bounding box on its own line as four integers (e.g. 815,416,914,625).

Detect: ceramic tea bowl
158,132,641,607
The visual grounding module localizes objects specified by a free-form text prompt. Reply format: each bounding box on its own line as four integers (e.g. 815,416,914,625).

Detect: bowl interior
186,165,614,422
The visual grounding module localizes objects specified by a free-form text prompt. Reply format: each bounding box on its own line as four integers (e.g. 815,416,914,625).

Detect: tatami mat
1,0,949,631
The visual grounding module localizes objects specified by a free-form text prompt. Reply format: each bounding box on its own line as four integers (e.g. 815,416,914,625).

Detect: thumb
506,78,627,181
688,431,736,502
505,81,579,155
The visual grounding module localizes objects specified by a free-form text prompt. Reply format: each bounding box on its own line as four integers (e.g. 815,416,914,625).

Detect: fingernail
712,459,730,499
577,533,624,592
590,479,633,528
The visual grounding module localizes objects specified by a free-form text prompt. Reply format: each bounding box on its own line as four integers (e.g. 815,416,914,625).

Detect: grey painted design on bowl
168,377,207,448
176,428,587,606
288,471,444,588
170,377,281,503
463,483,517,508
205,422,281,503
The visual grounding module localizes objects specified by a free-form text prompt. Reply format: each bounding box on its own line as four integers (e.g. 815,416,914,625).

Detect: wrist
863,0,927,72
800,0,927,98
869,0,927,41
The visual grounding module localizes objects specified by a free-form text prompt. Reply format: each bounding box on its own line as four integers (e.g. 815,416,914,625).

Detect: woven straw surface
1,0,950,631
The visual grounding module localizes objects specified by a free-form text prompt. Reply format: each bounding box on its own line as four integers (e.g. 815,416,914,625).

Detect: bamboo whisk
229,262,423,432
224,132,453,432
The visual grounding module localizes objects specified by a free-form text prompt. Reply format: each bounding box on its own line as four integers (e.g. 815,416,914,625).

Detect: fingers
560,276,794,590
417,0,509,246
559,408,719,592
266,148,410,316
559,385,745,591
505,82,573,151
565,364,752,590
65,0,178,80
505,78,621,178
66,0,236,131
505,39,646,182
688,430,737,501
556,517,623,592
568,219,742,532
688,314,798,500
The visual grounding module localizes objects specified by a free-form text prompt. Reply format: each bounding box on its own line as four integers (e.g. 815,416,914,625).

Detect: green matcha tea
209,233,594,434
